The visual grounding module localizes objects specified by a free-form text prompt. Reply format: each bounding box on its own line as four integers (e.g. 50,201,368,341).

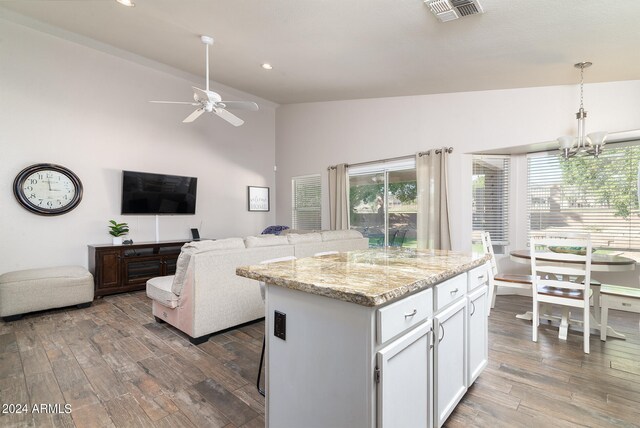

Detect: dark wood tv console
88,239,190,297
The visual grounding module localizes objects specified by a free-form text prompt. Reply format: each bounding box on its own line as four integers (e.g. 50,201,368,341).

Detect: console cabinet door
96,249,121,290
434,298,467,428
122,256,163,286
467,285,488,386
377,321,432,428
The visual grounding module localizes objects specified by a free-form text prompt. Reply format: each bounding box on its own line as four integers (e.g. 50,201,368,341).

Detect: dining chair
480,231,534,316
530,235,592,353
314,251,339,256
257,255,297,396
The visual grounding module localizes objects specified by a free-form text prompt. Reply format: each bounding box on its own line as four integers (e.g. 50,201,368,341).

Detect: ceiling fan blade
220,101,259,111
183,109,205,123
214,108,244,127
149,101,199,105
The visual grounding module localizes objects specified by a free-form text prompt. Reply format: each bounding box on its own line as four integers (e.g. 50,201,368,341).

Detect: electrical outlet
274,311,286,340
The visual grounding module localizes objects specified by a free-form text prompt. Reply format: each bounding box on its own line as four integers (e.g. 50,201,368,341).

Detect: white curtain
328,163,349,230
416,149,452,250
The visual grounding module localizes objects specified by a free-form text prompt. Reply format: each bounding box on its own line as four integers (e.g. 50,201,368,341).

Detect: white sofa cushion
321,230,364,242
147,275,179,309
183,238,246,252
245,235,289,248
286,233,322,244
172,238,246,296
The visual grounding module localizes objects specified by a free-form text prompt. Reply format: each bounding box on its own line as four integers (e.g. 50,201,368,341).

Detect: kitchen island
237,247,491,428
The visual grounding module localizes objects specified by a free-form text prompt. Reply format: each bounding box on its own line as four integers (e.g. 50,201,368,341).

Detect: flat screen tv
121,170,197,215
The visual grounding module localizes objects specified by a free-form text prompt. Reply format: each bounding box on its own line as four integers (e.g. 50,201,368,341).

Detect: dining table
509,249,636,340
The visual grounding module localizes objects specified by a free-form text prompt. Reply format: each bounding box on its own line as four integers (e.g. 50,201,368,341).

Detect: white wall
275,80,640,285
0,18,277,273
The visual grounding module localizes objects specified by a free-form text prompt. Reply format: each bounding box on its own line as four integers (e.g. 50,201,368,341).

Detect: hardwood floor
0,292,639,427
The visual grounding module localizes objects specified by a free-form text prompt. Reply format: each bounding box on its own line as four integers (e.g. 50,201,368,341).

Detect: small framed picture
248,186,270,212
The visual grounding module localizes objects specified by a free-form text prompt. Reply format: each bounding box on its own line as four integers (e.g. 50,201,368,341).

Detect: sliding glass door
349,160,417,247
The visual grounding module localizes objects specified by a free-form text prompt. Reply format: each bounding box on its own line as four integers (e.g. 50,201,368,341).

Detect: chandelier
558,62,607,159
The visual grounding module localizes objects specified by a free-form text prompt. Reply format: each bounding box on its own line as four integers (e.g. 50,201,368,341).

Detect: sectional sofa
146,230,369,343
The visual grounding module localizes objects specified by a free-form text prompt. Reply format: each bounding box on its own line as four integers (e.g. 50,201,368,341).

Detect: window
472,156,510,254
292,174,321,230
527,144,640,254
348,159,417,248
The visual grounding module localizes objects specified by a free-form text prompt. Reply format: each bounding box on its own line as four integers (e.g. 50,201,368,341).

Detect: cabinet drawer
467,264,489,292
436,274,467,312
377,288,433,344
602,295,640,314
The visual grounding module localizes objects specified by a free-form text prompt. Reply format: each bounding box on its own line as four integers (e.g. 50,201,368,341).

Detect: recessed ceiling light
116,0,135,7
261,63,273,70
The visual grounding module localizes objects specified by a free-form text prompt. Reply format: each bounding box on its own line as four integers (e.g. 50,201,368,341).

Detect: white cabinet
264,267,489,428
434,298,467,428
376,321,433,428
467,285,488,386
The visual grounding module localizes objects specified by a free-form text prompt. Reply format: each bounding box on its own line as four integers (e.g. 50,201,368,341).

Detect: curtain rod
327,147,453,170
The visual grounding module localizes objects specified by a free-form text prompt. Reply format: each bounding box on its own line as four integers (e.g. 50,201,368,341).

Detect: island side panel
266,285,376,428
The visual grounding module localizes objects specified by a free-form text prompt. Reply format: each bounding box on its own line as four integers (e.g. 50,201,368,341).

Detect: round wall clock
13,163,83,216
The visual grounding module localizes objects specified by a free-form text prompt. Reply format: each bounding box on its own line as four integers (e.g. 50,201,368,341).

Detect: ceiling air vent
425,0,484,22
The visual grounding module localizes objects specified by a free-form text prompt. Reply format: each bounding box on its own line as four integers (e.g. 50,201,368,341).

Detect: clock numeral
46,201,53,207
29,193,36,199
37,199,44,206
63,195,68,200
25,186,33,191
29,179,38,184
58,201,63,206
46,173,54,179
37,174,43,179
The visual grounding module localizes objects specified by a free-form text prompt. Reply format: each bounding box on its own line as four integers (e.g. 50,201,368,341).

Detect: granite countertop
236,248,490,307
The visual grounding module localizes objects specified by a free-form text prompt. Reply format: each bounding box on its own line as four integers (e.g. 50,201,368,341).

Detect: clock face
13,164,83,215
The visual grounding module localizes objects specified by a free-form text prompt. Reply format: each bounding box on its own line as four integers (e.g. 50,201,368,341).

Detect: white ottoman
0,266,94,321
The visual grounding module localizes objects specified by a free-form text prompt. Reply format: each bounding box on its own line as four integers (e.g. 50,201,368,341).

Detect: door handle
470,301,476,316
438,324,445,343
404,309,418,319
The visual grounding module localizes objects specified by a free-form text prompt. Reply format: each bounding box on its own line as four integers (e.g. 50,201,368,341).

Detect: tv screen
121,170,197,215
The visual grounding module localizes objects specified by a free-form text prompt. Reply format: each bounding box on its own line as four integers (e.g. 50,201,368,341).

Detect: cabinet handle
404,309,417,319
477,274,485,280
438,324,445,343
622,303,631,307
450,288,459,295
470,301,476,316
429,326,434,349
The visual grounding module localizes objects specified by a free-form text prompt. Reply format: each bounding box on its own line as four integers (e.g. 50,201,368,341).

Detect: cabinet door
377,321,432,428
434,298,467,428
162,254,180,276
122,257,163,286
467,285,489,388
467,286,488,386
96,249,121,289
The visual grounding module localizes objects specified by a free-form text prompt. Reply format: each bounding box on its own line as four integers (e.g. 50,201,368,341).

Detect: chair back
314,251,338,257
480,231,498,276
530,235,592,300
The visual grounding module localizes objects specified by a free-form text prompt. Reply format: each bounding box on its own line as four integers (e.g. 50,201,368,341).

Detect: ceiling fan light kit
558,61,607,159
149,35,258,126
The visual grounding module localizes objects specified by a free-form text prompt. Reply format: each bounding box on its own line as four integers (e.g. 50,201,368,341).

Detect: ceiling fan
150,35,258,126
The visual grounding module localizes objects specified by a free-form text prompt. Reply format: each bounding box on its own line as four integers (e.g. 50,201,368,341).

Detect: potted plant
108,220,129,245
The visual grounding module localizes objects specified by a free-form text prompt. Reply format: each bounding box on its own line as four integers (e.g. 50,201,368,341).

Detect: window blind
527,144,640,250
472,156,510,252
292,174,321,230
